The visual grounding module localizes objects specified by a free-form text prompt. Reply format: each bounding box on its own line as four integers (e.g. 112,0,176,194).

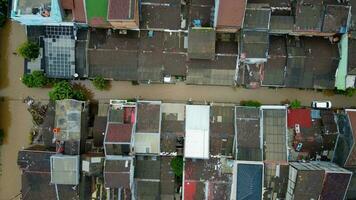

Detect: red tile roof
105,123,133,143
216,0,246,29
184,181,197,200
287,109,312,128
108,0,134,20
74,0,86,23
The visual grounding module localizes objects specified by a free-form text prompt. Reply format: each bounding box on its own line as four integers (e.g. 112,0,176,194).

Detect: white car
311,101,332,109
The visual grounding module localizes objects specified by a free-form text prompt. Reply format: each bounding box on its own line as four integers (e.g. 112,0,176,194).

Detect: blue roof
236,163,263,200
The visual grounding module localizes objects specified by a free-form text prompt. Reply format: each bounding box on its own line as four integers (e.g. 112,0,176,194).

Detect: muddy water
0,21,47,200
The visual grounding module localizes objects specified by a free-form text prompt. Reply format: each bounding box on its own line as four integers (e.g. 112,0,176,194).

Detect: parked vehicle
311,101,332,109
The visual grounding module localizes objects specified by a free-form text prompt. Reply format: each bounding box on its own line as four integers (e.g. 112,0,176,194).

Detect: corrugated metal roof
236,163,263,200
185,105,210,159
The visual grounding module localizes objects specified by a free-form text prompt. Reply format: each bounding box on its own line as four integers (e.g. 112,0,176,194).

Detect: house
50,155,80,185
235,106,262,161
134,156,161,199
210,105,235,157
84,0,111,27
160,103,185,155
188,27,216,60
104,100,136,157
183,158,234,200
17,146,79,199
184,105,210,159
232,161,264,200
240,3,271,63
104,157,134,199
347,34,356,88
333,109,356,168
286,161,352,200
134,101,161,155
261,106,288,162
53,99,87,154
11,0,69,25
107,0,140,29
214,0,247,33
288,108,339,161
293,0,351,36
240,3,270,62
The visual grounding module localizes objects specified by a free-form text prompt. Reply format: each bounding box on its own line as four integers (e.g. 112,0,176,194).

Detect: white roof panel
185,105,210,159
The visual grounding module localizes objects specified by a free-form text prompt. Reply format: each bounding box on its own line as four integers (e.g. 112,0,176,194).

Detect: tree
240,100,261,107
17,41,40,60
0,0,7,27
91,76,109,90
22,71,49,88
171,156,183,178
49,81,89,101
290,99,302,109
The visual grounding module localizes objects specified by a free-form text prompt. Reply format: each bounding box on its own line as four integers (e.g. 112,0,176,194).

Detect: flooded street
0,20,355,200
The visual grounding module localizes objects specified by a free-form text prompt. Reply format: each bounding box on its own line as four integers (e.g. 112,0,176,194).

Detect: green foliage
171,156,183,178
49,81,89,101
22,71,49,88
17,41,40,60
335,88,356,97
92,76,109,90
290,99,302,109
240,100,261,107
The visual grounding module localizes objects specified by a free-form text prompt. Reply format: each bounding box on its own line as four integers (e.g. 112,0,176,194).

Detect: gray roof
44,26,76,79
186,68,235,86
241,30,269,59
322,4,351,33
243,3,271,31
262,108,287,161
188,27,216,60
294,1,324,32
54,99,85,141
104,159,132,188
50,155,80,185
235,107,262,161
348,39,356,75
270,16,294,34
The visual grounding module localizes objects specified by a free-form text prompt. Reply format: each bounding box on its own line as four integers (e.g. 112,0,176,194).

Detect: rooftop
262,107,287,161
185,105,210,159
345,109,356,167
236,162,263,200
50,155,80,185
105,124,133,143
235,106,262,161
210,105,235,156
184,158,234,200
136,101,161,133
215,0,246,32
188,27,216,60
241,30,269,60
107,0,135,20
85,0,110,27
243,3,271,31
104,158,133,188
54,99,85,141
161,103,185,153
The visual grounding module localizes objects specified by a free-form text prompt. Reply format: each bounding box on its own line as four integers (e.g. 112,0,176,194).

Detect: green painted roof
335,34,348,90
85,0,110,27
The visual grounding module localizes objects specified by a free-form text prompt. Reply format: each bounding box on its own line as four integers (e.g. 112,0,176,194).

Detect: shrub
49,81,89,101
22,71,49,88
171,156,183,178
17,41,40,60
240,100,261,107
290,99,302,109
92,76,109,90
334,88,356,97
